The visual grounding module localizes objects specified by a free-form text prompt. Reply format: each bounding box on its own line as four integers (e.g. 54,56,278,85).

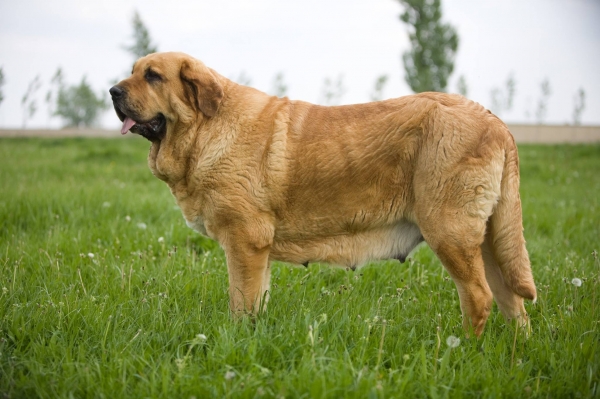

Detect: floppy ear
180,59,224,117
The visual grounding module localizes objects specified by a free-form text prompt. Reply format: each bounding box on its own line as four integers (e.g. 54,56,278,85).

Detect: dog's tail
488,130,537,301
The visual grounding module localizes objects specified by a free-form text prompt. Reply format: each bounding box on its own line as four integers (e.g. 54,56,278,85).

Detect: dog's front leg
223,236,272,317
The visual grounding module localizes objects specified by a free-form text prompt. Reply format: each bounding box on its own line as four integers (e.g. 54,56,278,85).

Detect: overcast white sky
0,0,599,129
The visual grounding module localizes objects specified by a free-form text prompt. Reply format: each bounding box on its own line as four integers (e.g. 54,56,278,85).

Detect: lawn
0,137,598,398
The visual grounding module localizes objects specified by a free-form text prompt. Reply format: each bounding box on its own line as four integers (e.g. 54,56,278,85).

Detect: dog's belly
270,221,423,268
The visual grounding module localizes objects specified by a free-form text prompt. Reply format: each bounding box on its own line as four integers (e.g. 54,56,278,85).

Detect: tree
54,76,108,128
505,74,516,111
0,66,5,107
456,74,468,97
370,74,389,101
319,75,346,105
489,73,516,116
535,78,552,124
45,68,64,126
270,72,288,98
122,11,158,62
523,97,533,121
21,75,42,128
232,71,252,86
572,88,585,125
396,0,459,93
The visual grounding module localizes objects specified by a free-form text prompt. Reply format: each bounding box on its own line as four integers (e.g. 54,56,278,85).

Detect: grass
0,137,598,398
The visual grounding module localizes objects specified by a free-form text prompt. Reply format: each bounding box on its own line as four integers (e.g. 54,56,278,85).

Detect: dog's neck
148,78,287,206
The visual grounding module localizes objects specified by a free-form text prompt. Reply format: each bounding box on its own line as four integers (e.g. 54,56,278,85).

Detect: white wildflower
87,253,95,258
196,333,207,342
571,278,582,287
175,358,186,371
158,236,165,243
125,215,131,222
137,222,147,230
224,370,236,380
446,335,461,348
102,202,111,208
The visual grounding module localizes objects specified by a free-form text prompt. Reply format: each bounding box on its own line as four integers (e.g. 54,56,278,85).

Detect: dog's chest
173,194,214,239
185,215,209,236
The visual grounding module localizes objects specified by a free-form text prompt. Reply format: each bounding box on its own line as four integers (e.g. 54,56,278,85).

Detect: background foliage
396,0,459,93
54,77,108,128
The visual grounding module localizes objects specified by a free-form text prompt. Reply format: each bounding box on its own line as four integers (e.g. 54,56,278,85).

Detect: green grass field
1,137,598,398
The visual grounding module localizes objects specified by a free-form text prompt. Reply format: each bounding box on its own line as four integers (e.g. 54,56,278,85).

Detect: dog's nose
109,85,125,98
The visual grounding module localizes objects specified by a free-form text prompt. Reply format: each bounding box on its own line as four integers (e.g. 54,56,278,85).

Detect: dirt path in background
1,125,600,143
0,128,121,138
507,125,600,143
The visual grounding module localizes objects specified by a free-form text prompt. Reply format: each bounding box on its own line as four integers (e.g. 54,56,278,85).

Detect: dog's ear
180,60,224,117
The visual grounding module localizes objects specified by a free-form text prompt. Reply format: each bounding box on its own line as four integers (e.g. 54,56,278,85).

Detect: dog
110,52,536,336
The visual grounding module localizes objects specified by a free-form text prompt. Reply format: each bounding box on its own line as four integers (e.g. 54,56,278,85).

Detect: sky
0,0,599,129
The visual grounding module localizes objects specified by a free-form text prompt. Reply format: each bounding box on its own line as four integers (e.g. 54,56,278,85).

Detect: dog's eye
145,69,162,83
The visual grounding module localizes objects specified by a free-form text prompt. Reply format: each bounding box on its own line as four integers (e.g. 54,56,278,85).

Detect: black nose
109,85,125,98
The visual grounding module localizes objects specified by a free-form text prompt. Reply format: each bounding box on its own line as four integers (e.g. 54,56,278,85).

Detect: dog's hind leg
481,233,529,329
416,193,494,336
427,235,493,337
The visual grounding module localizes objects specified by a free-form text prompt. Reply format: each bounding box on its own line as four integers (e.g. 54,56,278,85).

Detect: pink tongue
121,117,136,135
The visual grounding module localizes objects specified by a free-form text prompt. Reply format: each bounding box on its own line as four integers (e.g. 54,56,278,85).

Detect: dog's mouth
114,105,166,142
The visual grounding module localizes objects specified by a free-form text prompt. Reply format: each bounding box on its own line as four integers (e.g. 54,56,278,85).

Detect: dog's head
109,52,224,141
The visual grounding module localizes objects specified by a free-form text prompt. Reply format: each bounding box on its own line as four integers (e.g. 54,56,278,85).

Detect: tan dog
110,52,536,336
